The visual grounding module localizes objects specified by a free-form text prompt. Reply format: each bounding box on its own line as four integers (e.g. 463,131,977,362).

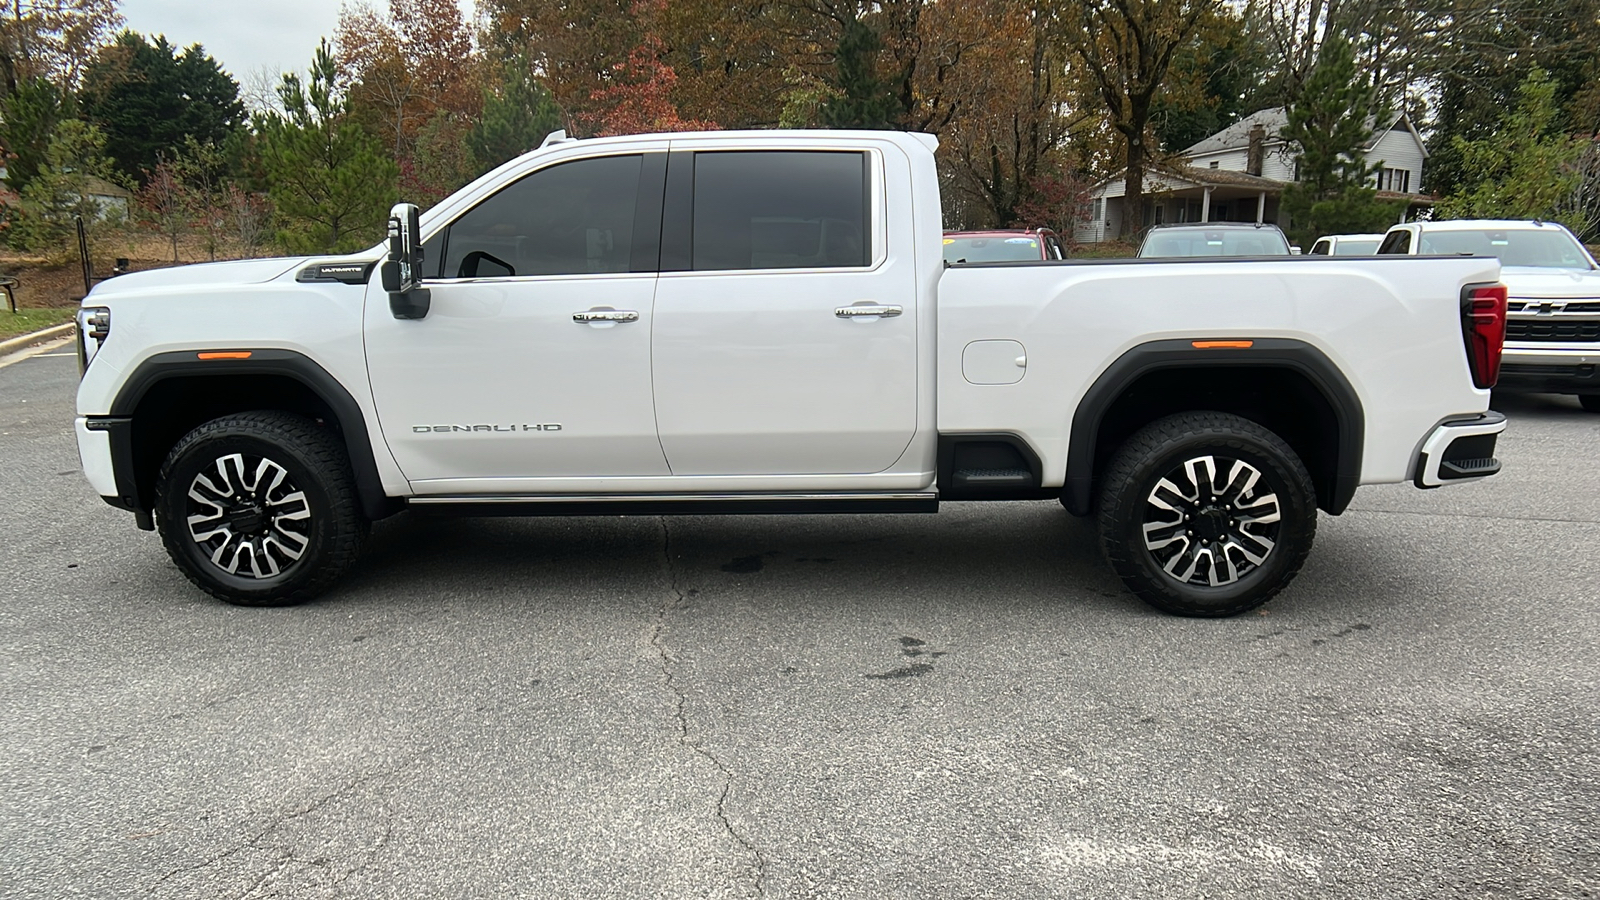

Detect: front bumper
1497,346,1600,394
76,415,152,528
1413,411,1507,488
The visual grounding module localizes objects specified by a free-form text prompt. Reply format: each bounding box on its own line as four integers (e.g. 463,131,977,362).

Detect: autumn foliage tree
588,0,715,135
337,0,480,158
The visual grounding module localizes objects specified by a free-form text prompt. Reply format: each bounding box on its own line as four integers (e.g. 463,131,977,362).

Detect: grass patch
0,307,75,342
1069,240,1139,259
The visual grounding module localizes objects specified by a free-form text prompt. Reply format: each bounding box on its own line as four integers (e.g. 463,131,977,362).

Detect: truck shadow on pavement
338,499,1153,615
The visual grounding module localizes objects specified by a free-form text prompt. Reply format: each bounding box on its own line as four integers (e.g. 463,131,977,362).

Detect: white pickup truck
1378,218,1600,410
73,129,1509,617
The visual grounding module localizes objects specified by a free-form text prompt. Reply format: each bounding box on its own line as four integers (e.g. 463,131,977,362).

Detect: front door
365,152,668,488
650,149,918,477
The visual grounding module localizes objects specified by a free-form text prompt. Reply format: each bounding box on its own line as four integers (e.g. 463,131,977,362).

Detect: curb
0,322,76,358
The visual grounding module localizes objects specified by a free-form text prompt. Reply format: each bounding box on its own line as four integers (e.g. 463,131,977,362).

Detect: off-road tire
155,411,368,606
1097,411,1317,617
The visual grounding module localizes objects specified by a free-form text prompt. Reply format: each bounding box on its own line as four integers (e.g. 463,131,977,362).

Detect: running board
406,492,940,517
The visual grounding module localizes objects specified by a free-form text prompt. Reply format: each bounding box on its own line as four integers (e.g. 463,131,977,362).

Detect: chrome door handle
835,304,903,318
573,309,639,323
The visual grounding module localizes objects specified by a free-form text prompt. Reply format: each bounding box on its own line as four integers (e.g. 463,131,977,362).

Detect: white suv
1379,219,1600,411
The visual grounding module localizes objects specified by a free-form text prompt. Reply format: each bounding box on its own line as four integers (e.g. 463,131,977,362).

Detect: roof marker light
1191,340,1254,349
197,351,253,360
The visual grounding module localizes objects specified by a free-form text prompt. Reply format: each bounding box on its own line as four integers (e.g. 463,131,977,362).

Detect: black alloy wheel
155,411,368,606
1097,411,1317,617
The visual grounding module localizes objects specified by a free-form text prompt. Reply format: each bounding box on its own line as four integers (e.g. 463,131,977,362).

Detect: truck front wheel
154,411,369,606
1097,412,1317,617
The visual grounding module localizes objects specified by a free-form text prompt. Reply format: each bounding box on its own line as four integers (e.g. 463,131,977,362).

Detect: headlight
76,306,110,375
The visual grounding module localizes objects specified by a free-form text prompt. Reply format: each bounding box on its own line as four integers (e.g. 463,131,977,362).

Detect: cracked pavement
3,350,1599,898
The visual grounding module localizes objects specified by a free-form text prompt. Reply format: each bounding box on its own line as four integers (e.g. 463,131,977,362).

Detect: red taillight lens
1461,283,1507,389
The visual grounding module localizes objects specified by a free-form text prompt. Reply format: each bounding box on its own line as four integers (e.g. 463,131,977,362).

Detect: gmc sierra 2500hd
73,130,1508,617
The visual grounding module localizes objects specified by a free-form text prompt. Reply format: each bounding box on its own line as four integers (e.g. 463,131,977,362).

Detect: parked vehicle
1138,222,1293,258
1310,233,1385,256
1378,219,1598,411
74,129,1507,617
943,229,1064,263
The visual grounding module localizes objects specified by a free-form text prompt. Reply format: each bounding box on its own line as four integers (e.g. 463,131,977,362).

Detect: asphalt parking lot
2,344,1597,899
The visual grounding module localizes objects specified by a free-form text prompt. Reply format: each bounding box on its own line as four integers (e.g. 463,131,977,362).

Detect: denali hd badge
412,424,563,433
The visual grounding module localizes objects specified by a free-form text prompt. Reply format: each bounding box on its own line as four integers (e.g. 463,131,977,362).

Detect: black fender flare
1062,338,1365,516
105,349,396,521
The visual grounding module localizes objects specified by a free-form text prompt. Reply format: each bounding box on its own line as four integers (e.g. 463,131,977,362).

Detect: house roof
1090,164,1286,193
81,175,131,199
1182,107,1427,159
1166,166,1285,190
1182,108,1291,156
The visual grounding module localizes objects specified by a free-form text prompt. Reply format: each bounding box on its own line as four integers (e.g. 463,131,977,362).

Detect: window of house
1379,167,1412,193
1208,160,1219,169
691,151,869,271
1093,198,1104,222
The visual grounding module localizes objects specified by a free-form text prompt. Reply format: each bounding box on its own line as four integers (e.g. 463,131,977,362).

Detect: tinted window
693,151,868,270
1310,240,1331,255
1417,228,1593,269
1377,230,1410,254
1331,239,1380,256
944,235,1044,262
440,154,643,278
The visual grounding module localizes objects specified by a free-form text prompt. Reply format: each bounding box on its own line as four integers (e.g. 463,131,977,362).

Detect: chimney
1247,123,1266,176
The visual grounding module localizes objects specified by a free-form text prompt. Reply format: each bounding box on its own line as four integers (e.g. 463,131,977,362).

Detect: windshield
944,235,1041,262
1417,228,1594,269
1332,239,1380,256
1140,228,1291,258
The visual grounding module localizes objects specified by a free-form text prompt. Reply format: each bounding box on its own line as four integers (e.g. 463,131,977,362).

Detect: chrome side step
406,492,940,517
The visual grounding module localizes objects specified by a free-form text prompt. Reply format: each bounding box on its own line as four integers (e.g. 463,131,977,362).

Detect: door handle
835,304,903,318
573,309,639,323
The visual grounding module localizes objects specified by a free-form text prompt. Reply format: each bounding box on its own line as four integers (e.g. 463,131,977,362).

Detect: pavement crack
655,517,768,897
149,752,422,895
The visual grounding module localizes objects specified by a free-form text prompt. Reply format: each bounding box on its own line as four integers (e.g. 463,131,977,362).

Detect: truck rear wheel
1097,412,1317,617
154,411,368,606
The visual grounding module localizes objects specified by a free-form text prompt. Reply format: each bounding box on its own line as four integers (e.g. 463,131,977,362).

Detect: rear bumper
1413,411,1507,488
1497,346,1600,394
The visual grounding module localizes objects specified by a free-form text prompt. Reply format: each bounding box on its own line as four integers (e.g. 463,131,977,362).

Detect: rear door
649,146,918,477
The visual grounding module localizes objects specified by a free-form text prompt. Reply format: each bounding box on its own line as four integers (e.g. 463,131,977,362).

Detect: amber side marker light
1191,340,1254,349
196,351,253,360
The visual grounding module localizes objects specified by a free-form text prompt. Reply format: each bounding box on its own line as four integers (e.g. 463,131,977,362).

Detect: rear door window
691,151,869,271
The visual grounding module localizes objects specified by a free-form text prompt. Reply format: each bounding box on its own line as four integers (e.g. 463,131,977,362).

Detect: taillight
1460,283,1507,389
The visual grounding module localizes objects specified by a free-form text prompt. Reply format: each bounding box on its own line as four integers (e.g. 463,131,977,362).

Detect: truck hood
85,257,312,299
1500,266,1600,299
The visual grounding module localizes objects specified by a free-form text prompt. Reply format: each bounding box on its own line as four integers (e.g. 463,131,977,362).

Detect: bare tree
1057,0,1218,238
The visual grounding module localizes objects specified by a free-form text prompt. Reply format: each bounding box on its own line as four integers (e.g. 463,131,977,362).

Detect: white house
1077,107,1431,244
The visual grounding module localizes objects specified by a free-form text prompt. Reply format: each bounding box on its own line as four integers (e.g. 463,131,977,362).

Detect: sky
119,0,475,107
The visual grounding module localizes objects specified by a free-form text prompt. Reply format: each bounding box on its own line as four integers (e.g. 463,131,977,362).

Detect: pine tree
1279,37,1402,246
255,40,398,254
818,17,900,130
468,54,564,170
79,31,244,186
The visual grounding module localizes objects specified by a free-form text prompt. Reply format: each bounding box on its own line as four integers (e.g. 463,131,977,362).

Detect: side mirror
383,202,431,319
1289,245,1303,255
